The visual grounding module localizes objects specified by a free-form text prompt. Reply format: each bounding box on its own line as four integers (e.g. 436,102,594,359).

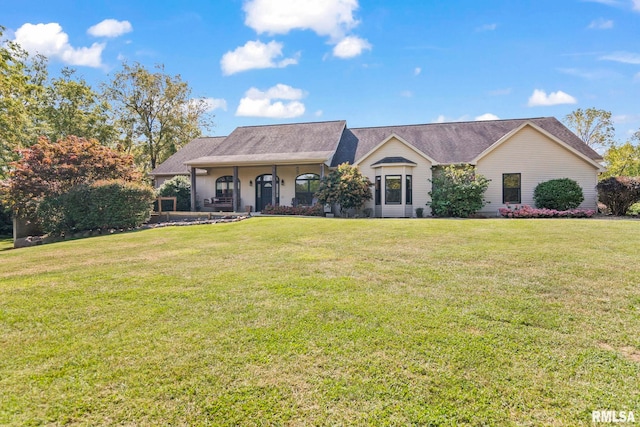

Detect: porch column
232,166,239,212
272,165,277,206
190,167,197,212
320,163,325,179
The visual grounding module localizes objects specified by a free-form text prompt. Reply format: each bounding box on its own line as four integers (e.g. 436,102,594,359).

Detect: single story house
150,117,604,217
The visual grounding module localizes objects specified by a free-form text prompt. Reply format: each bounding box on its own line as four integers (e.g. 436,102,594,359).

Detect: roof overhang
471,121,606,172
184,151,334,168
149,168,207,176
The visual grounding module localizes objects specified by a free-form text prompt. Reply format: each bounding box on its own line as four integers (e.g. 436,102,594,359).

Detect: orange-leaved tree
2,135,142,219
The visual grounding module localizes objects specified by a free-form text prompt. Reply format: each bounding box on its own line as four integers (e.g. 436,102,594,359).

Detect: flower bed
262,204,324,216
499,204,596,218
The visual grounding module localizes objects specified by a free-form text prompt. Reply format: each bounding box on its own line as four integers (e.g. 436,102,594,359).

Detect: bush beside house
157,175,191,211
314,163,372,216
428,165,490,218
533,178,584,210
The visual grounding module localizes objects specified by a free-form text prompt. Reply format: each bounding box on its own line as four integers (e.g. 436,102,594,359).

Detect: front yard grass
1,217,639,425
0,238,12,251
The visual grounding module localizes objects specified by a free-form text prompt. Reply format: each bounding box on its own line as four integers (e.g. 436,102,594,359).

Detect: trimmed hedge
533,178,584,210
37,180,155,235
597,176,640,216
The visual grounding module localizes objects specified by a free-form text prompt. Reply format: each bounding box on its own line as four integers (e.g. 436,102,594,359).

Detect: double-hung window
503,173,521,204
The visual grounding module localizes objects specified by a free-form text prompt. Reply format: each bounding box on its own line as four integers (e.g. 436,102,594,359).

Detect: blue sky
3,0,640,141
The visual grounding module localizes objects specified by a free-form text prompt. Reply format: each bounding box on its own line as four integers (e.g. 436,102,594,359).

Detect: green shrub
415,207,424,218
0,204,13,236
428,165,490,217
597,176,640,216
37,180,155,235
628,202,640,216
315,163,372,216
533,178,584,210
157,176,191,211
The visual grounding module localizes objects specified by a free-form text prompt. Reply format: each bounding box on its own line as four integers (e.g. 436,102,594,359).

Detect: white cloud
221,40,298,75
476,23,497,32
400,90,413,98
527,89,577,107
600,51,640,64
87,19,132,37
414,67,422,76
315,110,324,117
332,35,371,58
588,18,614,29
434,114,470,123
14,23,105,67
236,84,306,118
635,72,640,81
198,98,228,112
475,113,500,121
633,0,640,11
243,0,360,40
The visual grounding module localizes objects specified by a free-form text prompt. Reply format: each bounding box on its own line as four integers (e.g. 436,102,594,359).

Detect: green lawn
1,217,639,426
0,238,12,251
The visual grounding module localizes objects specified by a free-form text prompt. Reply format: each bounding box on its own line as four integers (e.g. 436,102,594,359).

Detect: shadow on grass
0,237,13,251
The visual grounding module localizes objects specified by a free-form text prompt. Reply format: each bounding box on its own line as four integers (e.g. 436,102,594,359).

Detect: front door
256,174,279,211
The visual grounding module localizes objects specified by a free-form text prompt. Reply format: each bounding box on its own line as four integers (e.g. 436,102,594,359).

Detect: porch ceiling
185,151,334,168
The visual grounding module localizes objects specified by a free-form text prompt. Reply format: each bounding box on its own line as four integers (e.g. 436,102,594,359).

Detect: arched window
216,176,238,197
295,173,320,206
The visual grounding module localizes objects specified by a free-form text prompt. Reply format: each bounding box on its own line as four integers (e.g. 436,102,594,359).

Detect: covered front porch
185,158,329,213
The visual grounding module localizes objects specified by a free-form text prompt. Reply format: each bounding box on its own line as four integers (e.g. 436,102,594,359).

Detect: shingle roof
185,120,347,167
152,117,602,173
332,117,602,166
149,136,226,176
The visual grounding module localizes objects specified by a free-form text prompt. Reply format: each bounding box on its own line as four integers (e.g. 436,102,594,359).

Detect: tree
315,163,372,215
428,165,490,217
601,142,640,179
0,27,48,177
41,68,116,144
563,108,615,151
104,63,214,171
2,135,142,218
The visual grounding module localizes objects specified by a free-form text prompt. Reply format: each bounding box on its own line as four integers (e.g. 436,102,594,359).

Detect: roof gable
336,117,602,166
472,121,605,171
353,133,437,166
